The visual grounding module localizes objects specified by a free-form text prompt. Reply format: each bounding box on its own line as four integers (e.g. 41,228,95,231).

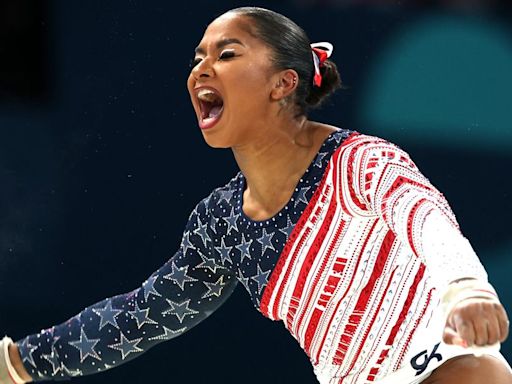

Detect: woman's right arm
5,197,237,382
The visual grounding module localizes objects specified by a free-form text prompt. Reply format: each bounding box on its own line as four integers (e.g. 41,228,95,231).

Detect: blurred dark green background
0,1,510,383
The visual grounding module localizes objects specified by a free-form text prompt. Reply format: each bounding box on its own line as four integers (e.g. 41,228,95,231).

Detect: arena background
0,0,511,383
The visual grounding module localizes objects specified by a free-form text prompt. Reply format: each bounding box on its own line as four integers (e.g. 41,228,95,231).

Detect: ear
270,69,298,101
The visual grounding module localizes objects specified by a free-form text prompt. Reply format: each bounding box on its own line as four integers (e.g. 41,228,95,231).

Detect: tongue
208,105,223,118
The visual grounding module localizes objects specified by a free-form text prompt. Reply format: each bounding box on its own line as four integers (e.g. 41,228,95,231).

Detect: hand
443,298,509,347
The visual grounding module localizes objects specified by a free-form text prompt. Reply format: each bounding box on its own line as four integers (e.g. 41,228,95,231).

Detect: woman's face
187,13,279,148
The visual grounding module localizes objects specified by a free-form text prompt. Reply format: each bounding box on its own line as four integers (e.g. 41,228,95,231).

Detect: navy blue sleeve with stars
15,197,238,381
15,128,353,382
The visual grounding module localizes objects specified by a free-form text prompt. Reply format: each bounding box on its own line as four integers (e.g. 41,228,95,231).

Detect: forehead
197,13,262,49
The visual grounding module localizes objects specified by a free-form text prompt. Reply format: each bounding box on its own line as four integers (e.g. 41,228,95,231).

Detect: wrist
442,279,499,317
0,337,31,384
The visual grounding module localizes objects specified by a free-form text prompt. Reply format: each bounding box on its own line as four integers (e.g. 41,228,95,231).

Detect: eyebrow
194,38,245,55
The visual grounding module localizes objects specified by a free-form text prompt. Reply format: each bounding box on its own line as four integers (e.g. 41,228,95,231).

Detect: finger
443,325,467,347
495,304,510,342
473,317,489,346
486,314,500,345
454,316,476,346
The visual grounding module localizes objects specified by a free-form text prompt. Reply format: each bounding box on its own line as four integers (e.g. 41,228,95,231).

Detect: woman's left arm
347,135,509,348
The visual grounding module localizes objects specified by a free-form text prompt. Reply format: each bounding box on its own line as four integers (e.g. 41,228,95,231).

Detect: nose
191,57,215,80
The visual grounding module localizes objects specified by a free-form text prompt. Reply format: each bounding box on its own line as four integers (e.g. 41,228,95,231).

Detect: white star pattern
142,275,162,301
215,236,233,265
217,189,233,205
209,215,219,235
258,228,277,255
68,328,101,363
251,264,272,295
294,186,311,208
224,207,240,235
180,231,196,256
202,276,226,298
163,261,198,290
193,215,209,248
14,129,349,382
279,215,294,237
235,233,252,263
314,151,329,168
237,268,251,292
19,338,38,368
92,300,123,330
60,362,82,377
332,132,343,144
148,326,187,341
41,346,61,376
162,299,199,323
108,332,143,360
196,253,223,274
128,300,158,329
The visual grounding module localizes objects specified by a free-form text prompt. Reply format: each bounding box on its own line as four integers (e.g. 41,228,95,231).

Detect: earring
292,77,297,86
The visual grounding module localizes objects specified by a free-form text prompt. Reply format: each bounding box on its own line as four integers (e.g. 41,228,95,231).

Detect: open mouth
196,88,224,129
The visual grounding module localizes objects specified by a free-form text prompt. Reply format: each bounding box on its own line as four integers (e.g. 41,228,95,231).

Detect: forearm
15,262,237,381
419,209,488,287
10,197,236,381
17,290,193,380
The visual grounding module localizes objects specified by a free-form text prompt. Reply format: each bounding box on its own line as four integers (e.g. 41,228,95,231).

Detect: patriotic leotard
17,130,490,383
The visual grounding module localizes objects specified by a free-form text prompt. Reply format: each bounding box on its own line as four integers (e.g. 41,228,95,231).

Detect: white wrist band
0,337,26,384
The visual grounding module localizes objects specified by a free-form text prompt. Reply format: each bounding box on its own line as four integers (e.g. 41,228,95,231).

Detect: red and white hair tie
311,42,333,87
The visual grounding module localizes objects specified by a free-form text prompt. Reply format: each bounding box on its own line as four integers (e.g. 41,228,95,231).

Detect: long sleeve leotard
16,129,488,383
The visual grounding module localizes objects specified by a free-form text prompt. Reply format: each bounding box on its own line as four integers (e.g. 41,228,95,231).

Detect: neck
231,116,330,220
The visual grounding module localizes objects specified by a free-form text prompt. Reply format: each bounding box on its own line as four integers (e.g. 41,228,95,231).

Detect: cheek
186,73,195,94
246,62,271,83
229,66,271,104
186,74,198,108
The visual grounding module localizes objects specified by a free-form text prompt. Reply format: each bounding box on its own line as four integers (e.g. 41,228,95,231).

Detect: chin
200,131,232,149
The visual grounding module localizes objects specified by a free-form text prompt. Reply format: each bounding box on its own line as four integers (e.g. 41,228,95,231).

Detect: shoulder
191,172,243,220
317,125,355,148
337,132,397,150
335,132,415,164
182,173,242,244
317,127,404,156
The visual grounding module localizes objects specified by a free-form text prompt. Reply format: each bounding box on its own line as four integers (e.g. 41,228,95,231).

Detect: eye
219,50,236,60
190,57,202,68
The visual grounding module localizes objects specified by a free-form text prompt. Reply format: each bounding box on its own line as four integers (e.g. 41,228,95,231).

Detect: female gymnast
1,6,511,384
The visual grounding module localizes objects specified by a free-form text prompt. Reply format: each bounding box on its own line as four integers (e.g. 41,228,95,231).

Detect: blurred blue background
0,0,510,383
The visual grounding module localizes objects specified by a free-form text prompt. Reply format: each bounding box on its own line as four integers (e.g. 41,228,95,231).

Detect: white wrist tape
0,337,26,384
441,279,499,319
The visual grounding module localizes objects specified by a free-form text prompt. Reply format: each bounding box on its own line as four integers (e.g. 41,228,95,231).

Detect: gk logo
410,343,443,376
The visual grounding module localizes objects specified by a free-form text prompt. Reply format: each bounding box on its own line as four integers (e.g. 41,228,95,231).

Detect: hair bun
305,60,342,108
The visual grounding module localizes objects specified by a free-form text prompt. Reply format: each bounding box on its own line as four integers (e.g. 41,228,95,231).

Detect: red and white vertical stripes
258,134,486,383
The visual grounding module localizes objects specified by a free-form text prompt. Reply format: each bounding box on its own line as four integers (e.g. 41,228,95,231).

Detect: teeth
197,89,216,101
197,89,219,102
